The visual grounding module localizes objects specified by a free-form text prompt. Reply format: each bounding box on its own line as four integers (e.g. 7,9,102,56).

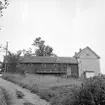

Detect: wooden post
4,41,8,73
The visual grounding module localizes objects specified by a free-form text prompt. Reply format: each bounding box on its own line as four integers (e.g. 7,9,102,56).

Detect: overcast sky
0,0,105,74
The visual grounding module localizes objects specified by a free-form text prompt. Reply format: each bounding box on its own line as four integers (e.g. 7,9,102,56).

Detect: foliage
0,87,12,105
51,75,105,105
2,73,82,104
0,62,4,73
0,0,9,17
69,76,105,105
23,102,35,105
66,74,78,79
38,89,56,102
22,48,33,56
15,89,24,99
29,84,39,94
5,51,22,72
32,37,56,56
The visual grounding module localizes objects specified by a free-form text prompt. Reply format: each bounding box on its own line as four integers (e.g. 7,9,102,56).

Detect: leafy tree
5,51,22,73
0,0,9,17
22,48,32,56
32,37,56,56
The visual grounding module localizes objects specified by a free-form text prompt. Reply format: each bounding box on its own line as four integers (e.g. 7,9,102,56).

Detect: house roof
74,46,100,59
20,56,78,64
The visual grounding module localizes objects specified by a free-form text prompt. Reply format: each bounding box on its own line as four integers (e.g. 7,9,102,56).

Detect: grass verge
0,87,12,105
1,73,80,104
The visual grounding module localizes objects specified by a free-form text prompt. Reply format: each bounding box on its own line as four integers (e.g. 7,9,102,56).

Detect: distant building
17,56,79,77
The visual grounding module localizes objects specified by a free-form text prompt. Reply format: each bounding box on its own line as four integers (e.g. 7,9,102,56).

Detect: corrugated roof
21,56,78,64
56,57,78,63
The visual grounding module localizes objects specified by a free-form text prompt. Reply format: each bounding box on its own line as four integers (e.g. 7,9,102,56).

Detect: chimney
75,52,77,55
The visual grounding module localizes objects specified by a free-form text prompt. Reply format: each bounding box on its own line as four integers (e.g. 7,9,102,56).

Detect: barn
15,56,79,77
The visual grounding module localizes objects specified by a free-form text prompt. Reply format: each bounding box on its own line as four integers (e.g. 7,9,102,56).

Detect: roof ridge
20,56,78,64
74,46,100,58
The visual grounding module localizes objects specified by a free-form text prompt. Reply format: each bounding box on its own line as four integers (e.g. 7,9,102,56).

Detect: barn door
67,66,71,75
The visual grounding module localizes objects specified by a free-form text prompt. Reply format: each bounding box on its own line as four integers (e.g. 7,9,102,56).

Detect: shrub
38,89,56,102
15,89,24,99
19,83,27,88
66,74,78,79
50,86,72,105
23,102,35,105
51,75,105,105
0,87,12,105
29,84,39,94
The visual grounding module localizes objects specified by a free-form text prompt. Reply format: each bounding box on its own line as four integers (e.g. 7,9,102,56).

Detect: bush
50,86,72,105
23,102,35,105
66,74,78,79
0,87,12,105
29,84,39,94
15,89,24,99
38,89,56,102
51,75,105,105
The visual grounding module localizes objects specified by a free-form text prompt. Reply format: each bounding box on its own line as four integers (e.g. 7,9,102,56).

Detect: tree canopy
22,48,32,56
0,0,9,17
5,51,22,72
32,37,56,57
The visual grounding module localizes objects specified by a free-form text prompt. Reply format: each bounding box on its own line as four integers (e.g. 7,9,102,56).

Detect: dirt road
0,78,49,105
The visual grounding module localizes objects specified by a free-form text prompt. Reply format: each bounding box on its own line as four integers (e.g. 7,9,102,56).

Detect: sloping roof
74,46,100,59
20,56,78,64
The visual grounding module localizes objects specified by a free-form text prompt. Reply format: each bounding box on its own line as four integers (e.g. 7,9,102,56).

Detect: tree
32,37,56,56
5,51,22,73
22,48,32,56
0,0,9,17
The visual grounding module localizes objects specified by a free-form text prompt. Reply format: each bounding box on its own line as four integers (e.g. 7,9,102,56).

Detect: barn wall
18,63,67,74
67,64,79,77
7,63,78,77
78,58,100,77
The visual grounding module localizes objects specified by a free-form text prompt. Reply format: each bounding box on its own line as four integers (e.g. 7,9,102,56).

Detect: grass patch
0,87,12,105
2,73,81,102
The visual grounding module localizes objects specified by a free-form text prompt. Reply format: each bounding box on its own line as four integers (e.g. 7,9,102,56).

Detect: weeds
15,89,24,99
0,87,12,105
23,102,35,105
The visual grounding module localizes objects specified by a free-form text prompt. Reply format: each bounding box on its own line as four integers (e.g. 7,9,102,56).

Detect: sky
0,0,105,73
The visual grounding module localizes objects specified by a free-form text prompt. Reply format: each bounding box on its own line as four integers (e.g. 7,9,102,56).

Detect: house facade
74,46,100,78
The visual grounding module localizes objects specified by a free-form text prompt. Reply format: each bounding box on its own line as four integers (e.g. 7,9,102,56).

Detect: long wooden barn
6,56,79,77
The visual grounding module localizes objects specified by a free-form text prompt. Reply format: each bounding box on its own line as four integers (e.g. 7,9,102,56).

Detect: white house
74,46,100,78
